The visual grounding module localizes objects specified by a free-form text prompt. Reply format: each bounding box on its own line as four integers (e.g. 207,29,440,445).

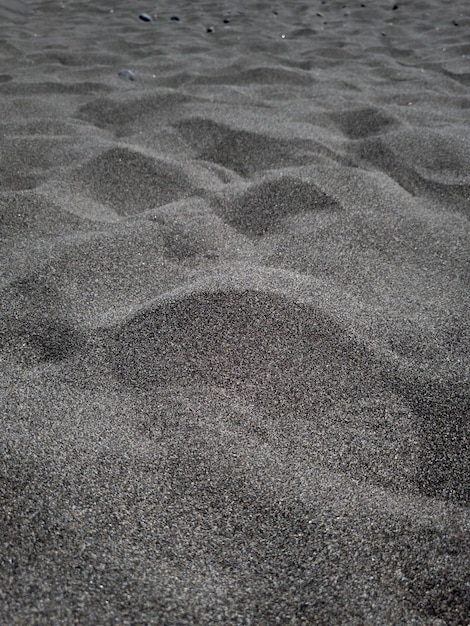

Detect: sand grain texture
1,1,469,624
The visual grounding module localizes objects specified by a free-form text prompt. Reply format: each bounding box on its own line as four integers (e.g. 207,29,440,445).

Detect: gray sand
1,1,469,624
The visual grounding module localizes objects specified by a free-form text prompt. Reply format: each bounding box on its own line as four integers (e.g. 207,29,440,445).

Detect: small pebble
207,26,215,33
223,18,230,24
392,3,399,9
139,13,154,23
170,15,180,21
118,69,135,81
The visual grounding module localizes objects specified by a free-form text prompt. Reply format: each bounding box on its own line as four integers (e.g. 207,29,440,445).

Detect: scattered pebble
170,15,180,21
223,18,230,24
392,3,399,9
206,26,215,33
118,69,135,81
139,13,154,23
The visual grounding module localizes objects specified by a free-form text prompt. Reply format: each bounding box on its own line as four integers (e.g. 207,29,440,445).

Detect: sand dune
1,1,469,624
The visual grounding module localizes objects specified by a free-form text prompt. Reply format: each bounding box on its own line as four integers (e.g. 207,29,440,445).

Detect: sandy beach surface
1,1,469,624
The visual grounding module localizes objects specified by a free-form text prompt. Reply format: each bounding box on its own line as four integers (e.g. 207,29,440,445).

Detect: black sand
1,1,469,624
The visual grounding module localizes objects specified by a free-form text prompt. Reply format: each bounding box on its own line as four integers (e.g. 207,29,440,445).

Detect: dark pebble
139,13,154,23
206,26,215,33
381,31,387,36
223,18,230,24
453,20,459,26
118,69,135,81
392,3,399,9
170,15,180,21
